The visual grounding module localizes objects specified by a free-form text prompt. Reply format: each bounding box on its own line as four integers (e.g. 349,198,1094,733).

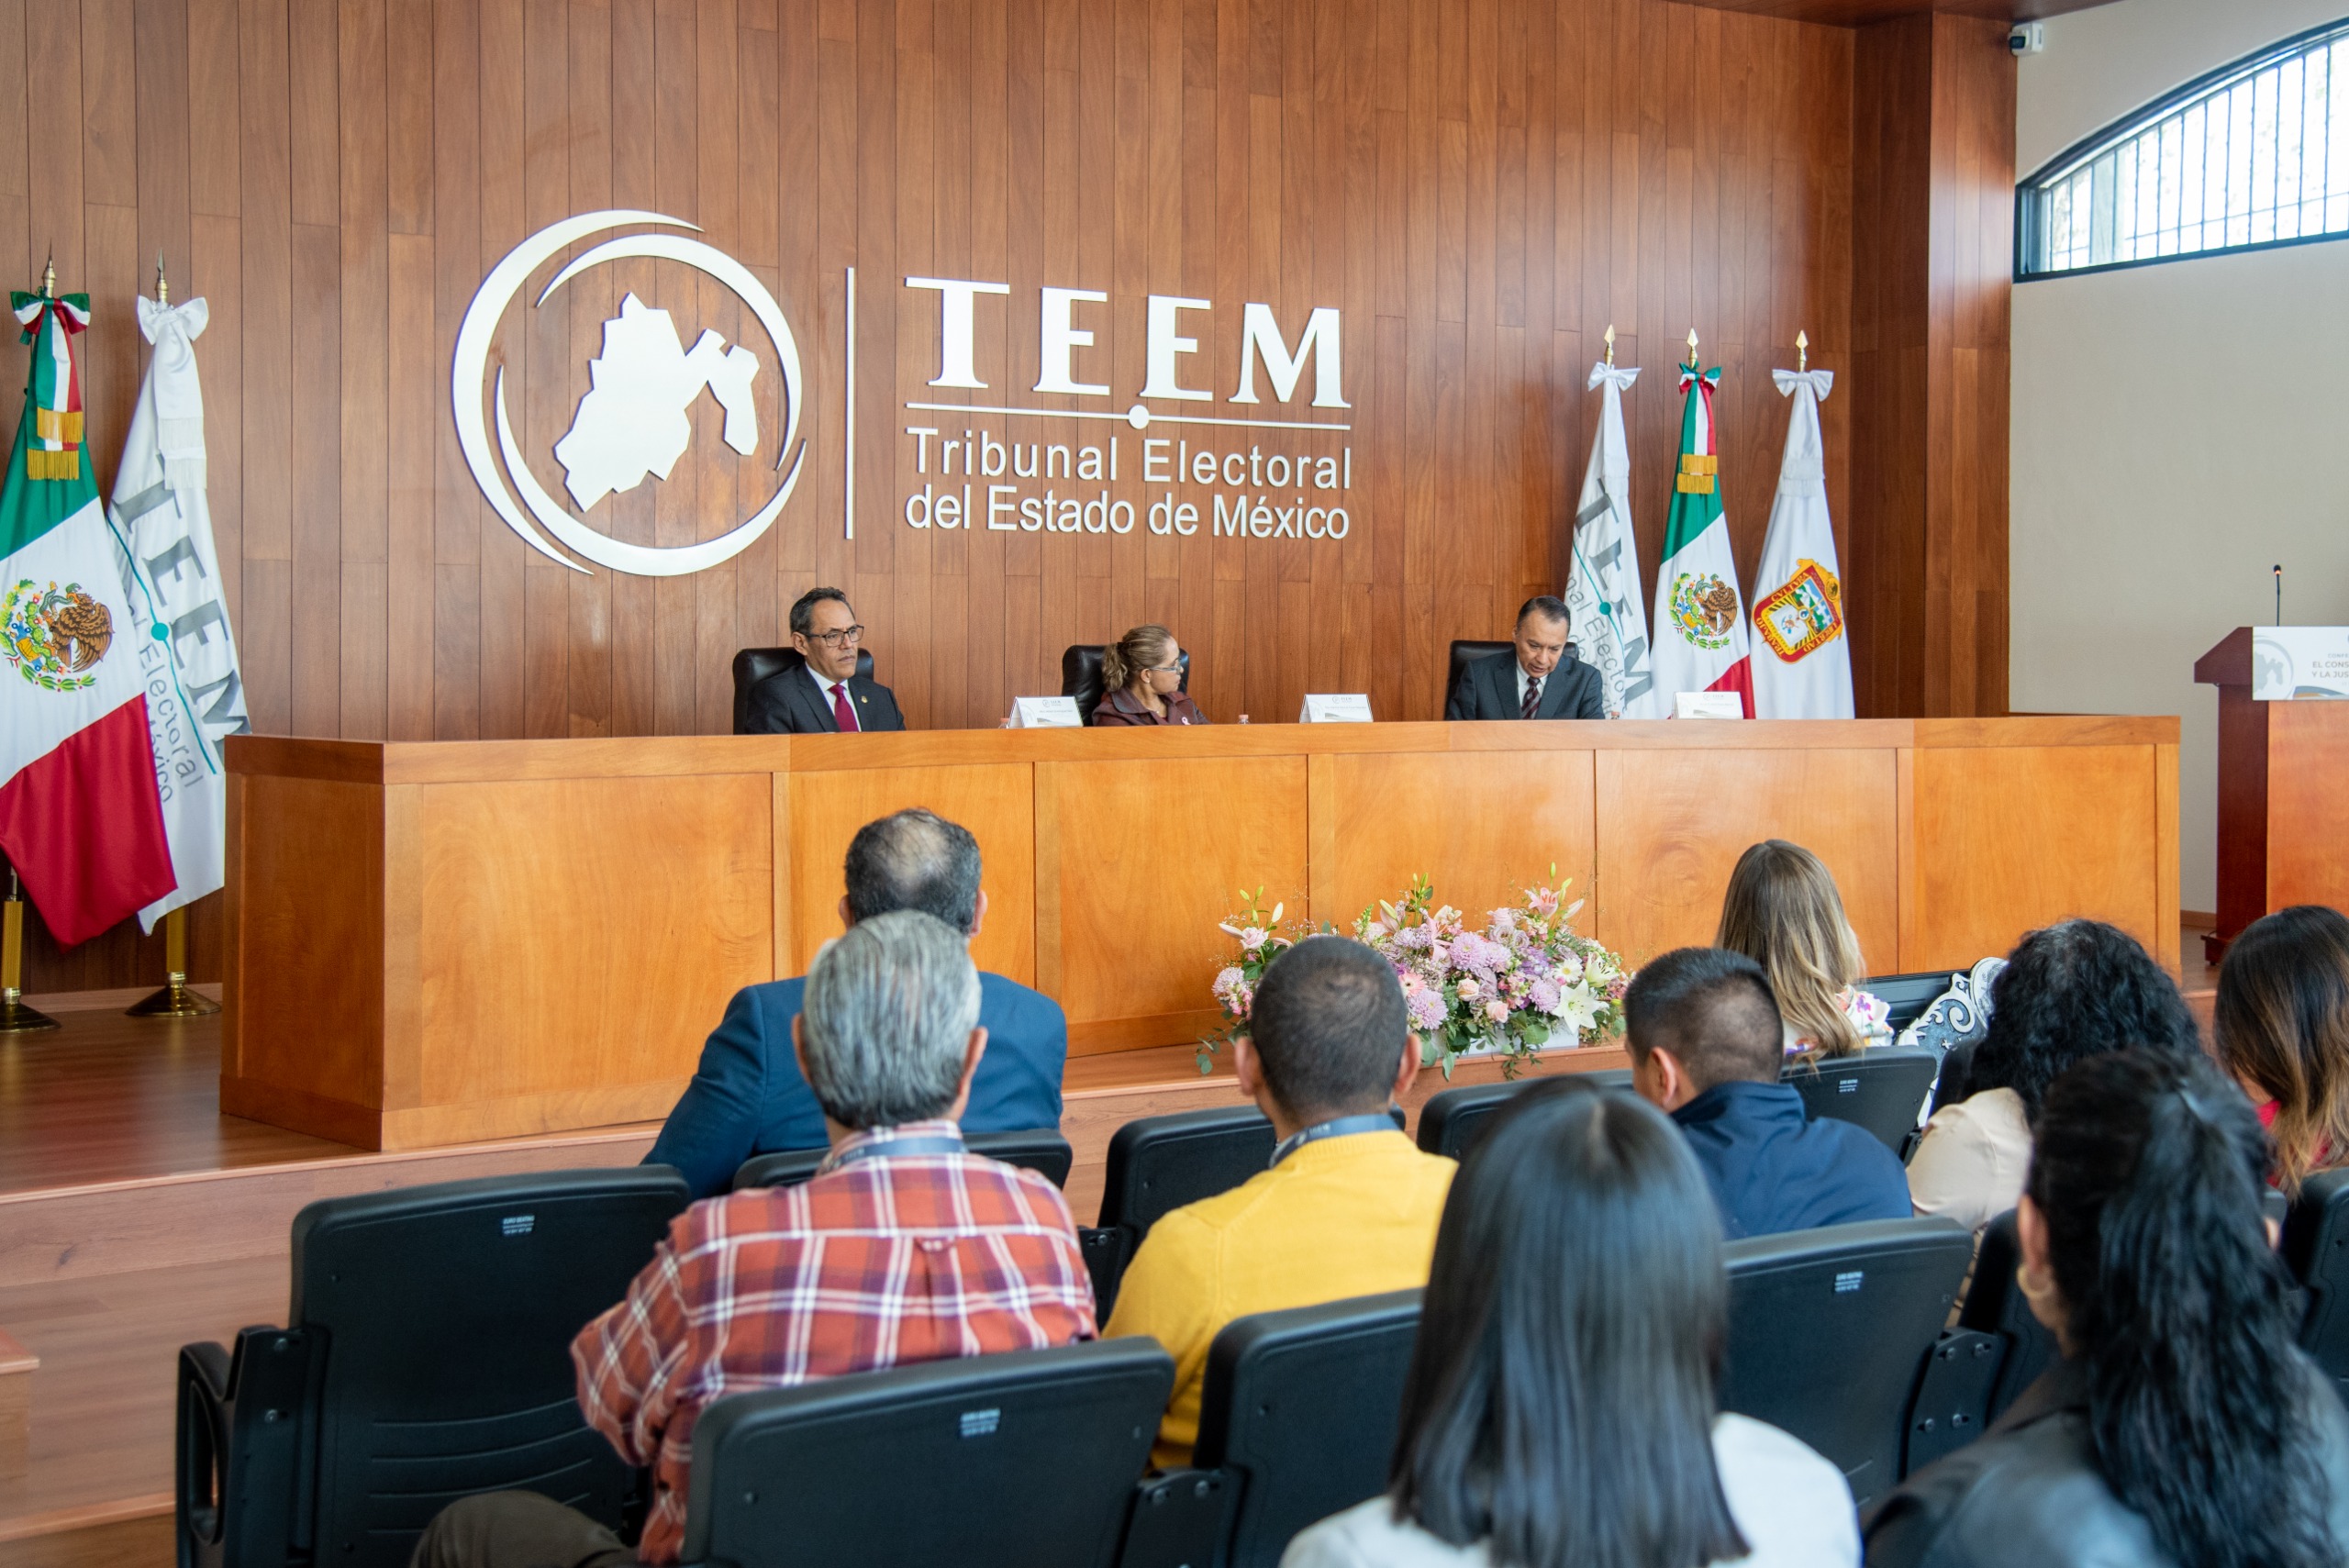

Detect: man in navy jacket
1627,945,1909,1240
648,808,1065,1198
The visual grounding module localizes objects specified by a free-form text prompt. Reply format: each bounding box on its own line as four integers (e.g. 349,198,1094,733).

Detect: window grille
2018,18,2349,277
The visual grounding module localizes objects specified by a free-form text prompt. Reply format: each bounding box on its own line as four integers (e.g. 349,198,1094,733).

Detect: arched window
2018,18,2349,277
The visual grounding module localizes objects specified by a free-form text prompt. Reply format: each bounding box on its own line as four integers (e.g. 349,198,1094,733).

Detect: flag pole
1796,329,1809,373
0,872,61,1033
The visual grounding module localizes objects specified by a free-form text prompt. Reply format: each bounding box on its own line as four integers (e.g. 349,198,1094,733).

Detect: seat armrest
176,1341,235,1568
1081,1227,1132,1321
1900,1329,2004,1479
1116,1468,1232,1568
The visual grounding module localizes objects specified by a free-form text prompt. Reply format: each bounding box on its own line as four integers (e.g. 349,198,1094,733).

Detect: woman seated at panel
1865,1048,2349,1568
1907,918,2198,1238
2215,905,2349,1194
1090,625,1208,727
1282,1078,1859,1568
1716,840,1887,1061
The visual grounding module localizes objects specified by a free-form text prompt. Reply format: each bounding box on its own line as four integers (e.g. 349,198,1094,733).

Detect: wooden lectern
2197,628,2349,958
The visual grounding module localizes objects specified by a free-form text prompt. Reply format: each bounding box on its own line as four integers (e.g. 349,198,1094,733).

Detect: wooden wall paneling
1593,739,1899,967
784,759,1040,984
1907,741,2162,971
2261,704,2349,919
430,0,482,742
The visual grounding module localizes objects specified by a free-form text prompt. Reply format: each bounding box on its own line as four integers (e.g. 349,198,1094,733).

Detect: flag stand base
0,991,60,1033
126,908,218,1017
126,974,220,1018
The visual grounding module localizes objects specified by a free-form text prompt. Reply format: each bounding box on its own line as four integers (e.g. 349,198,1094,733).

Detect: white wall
2011,0,2349,915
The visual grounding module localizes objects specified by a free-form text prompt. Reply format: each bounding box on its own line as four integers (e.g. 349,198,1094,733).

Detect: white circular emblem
451,210,807,577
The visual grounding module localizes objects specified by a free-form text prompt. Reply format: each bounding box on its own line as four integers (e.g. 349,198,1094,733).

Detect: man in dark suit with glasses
747,586,909,733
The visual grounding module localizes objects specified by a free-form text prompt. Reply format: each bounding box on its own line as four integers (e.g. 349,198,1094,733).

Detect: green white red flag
1647,358,1753,716
0,285,175,944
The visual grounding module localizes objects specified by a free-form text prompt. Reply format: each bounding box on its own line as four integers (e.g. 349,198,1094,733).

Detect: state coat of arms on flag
1751,365,1854,718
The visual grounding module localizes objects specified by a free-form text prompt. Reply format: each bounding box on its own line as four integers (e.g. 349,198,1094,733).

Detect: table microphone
2276,563,2283,626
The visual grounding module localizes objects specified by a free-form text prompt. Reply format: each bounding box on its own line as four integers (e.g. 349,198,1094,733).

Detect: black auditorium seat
730,646,874,734
1415,1069,1634,1161
1780,1048,1941,1153
674,1340,1172,1568
176,1168,689,1568
2285,1169,2349,1395
732,1129,1074,1193
1720,1217,1972,1507
1084,1105,1277,1315
1119,1291,1422,1568
1954,1208,2064,1428
1060,645,1190,727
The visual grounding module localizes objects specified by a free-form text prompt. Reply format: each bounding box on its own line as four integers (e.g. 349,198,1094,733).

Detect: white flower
1553,951,1585,985
1553,982,1601,1035
1454,977,1480,1001
1482,997,1510,1025
1364,920,1388,940
1238,927,1269,951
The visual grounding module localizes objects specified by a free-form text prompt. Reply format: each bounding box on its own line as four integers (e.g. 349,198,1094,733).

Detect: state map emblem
4,577,112,691
1753,560,1844,662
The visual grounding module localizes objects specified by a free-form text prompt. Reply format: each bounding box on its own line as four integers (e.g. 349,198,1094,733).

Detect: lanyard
1271,1112,1397,1169
824,1134,967,1173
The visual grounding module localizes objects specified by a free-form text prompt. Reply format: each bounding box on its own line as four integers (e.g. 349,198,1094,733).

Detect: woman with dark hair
1282,1080,1857,1568
1865,1049,2349,1567
2214,904,2349,1194
1906,918,2197,1237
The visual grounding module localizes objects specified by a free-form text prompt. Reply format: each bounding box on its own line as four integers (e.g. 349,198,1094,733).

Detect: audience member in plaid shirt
409,910,1096,1568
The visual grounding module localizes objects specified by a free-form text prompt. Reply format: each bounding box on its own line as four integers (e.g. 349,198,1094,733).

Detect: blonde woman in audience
1090,624,1208,726
1283,1078,1858,1568
1716,840,1887,1061
2214,905,2349,1195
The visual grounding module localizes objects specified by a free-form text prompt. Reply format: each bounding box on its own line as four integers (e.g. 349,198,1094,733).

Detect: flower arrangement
1197,870,1631,1078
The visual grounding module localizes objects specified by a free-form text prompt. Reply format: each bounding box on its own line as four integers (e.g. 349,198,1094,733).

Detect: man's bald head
1623,947,1785,1092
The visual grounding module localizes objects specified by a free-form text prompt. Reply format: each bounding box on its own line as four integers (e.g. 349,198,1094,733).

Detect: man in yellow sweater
1105,936,1456,1467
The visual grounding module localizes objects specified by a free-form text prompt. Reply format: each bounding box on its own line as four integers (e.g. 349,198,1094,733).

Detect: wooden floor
0,936,2216,1567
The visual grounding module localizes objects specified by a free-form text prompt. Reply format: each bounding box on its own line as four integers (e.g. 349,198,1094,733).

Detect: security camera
2009,22,2045,54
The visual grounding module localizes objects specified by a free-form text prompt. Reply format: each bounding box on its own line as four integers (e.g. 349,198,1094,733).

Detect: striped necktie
1521,676,1542,719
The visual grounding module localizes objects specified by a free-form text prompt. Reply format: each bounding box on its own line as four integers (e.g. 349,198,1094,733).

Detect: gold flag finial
1687,326,1699,369
1603,323,1616,367
155,251,168,306
1796,328,1809,372
39,251,54,299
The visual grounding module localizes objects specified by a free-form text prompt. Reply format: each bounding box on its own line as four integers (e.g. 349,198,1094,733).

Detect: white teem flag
108,294,249,928
1749,368,1853,719
1563,362,1655,718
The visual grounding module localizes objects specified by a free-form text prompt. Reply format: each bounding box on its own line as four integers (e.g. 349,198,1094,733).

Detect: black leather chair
677,1339,1174,1568
2284,1169,2349,1394
1865,971,1965,1035
1720,1217,1973,1507
1061,645,1191,726
1085,1106,1278,1317
175,1169,690,1568
732,1130,1075,1193
1415,1069,1635,1161
1119,1291,1421,1568
730,645,876,734
1954,1208,2062,1426
1782,1049,1941,1153
1443,638,1576,713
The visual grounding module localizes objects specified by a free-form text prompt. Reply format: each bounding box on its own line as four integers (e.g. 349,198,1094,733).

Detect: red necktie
830,683,858,732
1521,677,1542,719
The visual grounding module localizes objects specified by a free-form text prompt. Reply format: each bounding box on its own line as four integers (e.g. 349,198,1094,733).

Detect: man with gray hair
649,807,1066,1197
412,911,1095,1568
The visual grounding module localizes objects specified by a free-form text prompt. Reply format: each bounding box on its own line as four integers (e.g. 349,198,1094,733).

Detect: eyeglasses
807,625,865,648
1143,662,1183,674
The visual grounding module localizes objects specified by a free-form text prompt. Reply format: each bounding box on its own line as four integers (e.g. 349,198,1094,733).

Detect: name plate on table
2253,628,2349,700
1675,691,1746,720
1008,695,1084,728
1298,694,1375,723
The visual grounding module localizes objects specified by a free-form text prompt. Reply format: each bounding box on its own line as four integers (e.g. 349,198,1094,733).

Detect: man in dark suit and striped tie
1445,595,1607,722
747,586,909,734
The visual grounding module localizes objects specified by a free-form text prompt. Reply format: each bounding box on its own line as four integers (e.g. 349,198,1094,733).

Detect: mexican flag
1648,359,1752,716
1562,361,1656,719
0,287,175,945
109,293,247,928
1751,368,1854,718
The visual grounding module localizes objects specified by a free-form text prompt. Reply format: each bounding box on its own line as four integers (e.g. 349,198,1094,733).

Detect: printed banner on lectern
0,284,175,946
1564,362,1656,719
109,293,249,928
1751,367,1852,719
